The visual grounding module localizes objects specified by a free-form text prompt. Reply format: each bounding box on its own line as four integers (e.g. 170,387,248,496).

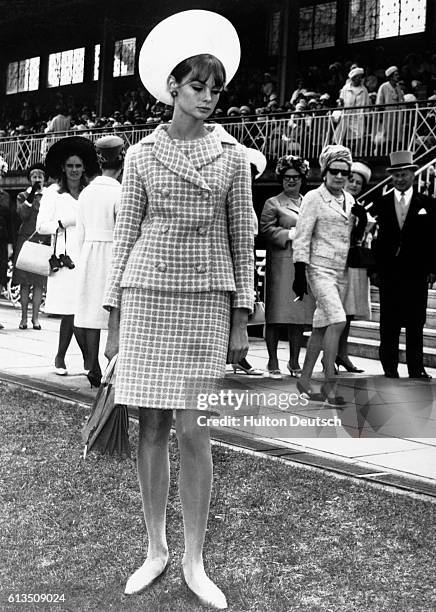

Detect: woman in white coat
36,136,99,375
75,135,124,387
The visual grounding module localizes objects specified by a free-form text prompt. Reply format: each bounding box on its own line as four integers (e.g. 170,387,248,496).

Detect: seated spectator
290,79,307,105
227,106,241,118
44,105,71,134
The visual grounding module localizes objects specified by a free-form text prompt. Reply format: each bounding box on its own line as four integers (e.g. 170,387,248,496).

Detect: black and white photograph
0,1,435,610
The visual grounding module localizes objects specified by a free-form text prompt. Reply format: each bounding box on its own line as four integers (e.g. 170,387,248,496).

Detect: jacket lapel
320,185,349,219
142,124,231,191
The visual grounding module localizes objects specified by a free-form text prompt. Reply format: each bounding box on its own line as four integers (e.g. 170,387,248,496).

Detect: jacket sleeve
292,191,319,264
260,198,291,249
16,191,33,221
226,146,254,311
76,194,85,254
36,188,59,235
104,145,148,310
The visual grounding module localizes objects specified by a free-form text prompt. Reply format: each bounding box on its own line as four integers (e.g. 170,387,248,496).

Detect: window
298,2,337,50
6,57,40,94
94,44,100,81
348,0,427,43
48,47,85,87
113,38,136,77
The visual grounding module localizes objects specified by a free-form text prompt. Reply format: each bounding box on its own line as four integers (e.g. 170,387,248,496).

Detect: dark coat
371,189,436,325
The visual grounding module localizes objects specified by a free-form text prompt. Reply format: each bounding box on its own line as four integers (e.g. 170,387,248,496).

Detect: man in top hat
370,150,436,378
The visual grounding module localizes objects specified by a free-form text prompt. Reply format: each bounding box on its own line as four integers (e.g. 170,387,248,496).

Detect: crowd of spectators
1,52,436,140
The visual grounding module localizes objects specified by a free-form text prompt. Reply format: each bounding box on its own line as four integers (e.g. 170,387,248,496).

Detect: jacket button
204,192,211,200
161,188,170,198
195,263,206,273
197,226,207,235
161,225,169,233
156,263,167,272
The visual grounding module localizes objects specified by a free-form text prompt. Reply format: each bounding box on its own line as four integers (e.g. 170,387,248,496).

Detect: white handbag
15,231,51,277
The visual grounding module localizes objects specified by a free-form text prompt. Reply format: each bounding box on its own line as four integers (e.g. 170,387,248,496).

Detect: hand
351,204,367,222
104,308,120,361
428,273,436,289
292,261,307,301
7,243,13,259
227,309,249,364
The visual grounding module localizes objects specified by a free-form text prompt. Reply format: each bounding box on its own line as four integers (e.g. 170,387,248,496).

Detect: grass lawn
0,382,435,611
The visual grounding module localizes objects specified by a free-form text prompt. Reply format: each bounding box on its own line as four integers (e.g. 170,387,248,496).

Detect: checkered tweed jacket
292,183,355,270
104,124,254,311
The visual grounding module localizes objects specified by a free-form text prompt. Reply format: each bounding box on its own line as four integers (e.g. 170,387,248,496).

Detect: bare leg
265,323,281,370
31,285,43,326
287,324,305,370
323,321,346,380
125,409,172,594
55,315,74,368
19,284,30,327
337,316,352,363
176,410,227,609
299,327,325,391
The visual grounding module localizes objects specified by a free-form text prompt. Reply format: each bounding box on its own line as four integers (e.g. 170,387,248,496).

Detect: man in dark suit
371,150,436,379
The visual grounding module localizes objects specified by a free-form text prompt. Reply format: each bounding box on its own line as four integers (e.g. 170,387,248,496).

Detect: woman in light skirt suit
75,136,124,388
37,136,99,376
104,11,253,609
292,145,367,405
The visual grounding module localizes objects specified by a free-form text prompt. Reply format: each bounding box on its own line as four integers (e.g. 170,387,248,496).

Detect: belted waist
84,229,113,242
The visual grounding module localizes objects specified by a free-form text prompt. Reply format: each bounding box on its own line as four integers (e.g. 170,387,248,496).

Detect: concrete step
370,287,436,309
347,335,436,368
350,320,436,348
370,303,436,327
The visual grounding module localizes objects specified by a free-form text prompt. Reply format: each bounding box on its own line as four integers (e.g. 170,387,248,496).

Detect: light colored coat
293,183,355,270
36,183,79,315
104,124,254,311
75,176,121,328
339,83,370,141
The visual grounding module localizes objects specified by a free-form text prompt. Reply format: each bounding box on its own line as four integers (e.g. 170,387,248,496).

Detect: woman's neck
326,185,343,198
167,112,206,141
283,190,300,200
67,179,81,199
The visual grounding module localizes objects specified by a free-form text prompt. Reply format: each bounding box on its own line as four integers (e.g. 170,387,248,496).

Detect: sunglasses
327,168,351,177
283,175,302,182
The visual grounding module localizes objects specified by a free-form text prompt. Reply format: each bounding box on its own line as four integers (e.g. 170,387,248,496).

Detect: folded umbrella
82,355,131,458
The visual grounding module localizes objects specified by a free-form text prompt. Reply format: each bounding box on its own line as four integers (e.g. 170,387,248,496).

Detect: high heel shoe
296,380,324,402
31,320,41,330
335,356,364,373
232,359,264,376
287,363,302,377
321,382,347,407
124,557,169,595
182,568,228,610
87,372,102,388
19,322,27,329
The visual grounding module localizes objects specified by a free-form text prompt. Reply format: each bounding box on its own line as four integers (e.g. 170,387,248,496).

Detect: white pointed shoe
54,367,68,376
183,570,228,610
124,558,169,595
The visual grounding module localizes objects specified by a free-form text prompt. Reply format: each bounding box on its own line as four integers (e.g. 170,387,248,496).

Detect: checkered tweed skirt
116,288,231,409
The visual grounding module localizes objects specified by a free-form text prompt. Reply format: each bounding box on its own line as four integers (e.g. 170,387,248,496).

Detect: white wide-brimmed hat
139,10,241,106
245,148,267,179
351,161,372,184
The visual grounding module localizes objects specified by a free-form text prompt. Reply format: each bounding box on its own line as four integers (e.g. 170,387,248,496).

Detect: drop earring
170,90,178,98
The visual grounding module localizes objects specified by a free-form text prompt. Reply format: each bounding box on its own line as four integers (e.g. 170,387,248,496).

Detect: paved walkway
1,299,435,497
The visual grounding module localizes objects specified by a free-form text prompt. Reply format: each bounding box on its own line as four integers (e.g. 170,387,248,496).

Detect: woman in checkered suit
103,11,252,610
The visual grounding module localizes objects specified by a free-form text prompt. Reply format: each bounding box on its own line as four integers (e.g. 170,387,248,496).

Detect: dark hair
171,54,226,90
57,155,89,194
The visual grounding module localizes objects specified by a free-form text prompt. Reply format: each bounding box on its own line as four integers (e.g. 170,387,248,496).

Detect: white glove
288,227,297,241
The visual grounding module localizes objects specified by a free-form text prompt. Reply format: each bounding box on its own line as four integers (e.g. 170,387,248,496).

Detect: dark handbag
347,244,376,269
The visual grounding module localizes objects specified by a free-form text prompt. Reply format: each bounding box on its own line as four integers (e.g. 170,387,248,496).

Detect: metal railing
1,103,436,173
